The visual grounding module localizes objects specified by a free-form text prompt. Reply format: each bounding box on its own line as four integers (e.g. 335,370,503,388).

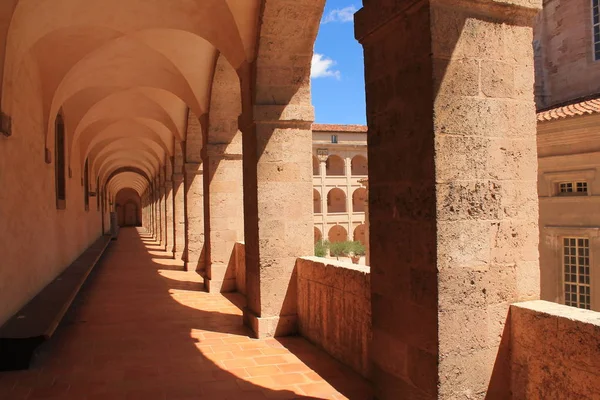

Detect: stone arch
115,188,142,227
314,189,322,214
314,227,322,244
328,225,347,243
327,188,346,213
313,155,319,176
326,155,344,176
352,188,367,213
351,155,368,176
354,224,366,245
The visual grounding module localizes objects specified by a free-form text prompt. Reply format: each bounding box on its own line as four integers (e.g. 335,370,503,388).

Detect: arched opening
327,188,346,213
352,188,367,213
115,188,142,227
314,189,322,213
354,224,366,245
351,155,368,176
326,155,344,176
313,155,319,176
328,225,348,243
314,227,323,244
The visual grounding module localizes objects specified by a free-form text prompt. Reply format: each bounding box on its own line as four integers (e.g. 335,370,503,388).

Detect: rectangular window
563,237,591,310
558,181,588,195
84,158,89,211
55,115,66,209
331,135,338,144
594,0,600,60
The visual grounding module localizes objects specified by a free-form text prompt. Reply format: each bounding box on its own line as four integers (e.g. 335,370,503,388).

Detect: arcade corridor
0,228,371,399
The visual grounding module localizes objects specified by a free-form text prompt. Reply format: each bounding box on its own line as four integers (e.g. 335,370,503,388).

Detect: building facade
535,0,600,310
311,124,368,247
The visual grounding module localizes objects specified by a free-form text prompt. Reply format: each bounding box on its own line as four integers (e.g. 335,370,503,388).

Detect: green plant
329,241,351,259
314,240,330,257
349,241,366,257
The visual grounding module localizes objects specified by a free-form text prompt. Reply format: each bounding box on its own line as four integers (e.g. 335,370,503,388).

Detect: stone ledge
511,300,600,326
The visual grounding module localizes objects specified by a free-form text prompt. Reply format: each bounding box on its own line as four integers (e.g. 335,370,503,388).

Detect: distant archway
314,189,322,213
327,188,346,213
351,155,367,176
352,188,367,212
314,227,323,244
326,155,344,176
328,225,347,243
354,224,366,245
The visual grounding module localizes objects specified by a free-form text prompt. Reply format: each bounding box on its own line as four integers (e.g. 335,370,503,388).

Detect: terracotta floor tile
254,355,288,366
0,228,372,400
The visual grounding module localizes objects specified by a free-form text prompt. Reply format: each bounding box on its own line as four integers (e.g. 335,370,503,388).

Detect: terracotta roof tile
537,97,600,122
312,124,368,133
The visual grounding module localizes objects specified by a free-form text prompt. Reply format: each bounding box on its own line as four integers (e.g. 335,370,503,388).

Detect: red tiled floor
0,228,373,399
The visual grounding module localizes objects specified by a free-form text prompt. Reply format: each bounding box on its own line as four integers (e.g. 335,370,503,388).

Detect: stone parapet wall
511,300,600,399
296,257,371,377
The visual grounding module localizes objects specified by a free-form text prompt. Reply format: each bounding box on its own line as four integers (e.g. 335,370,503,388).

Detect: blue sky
311,1,366,125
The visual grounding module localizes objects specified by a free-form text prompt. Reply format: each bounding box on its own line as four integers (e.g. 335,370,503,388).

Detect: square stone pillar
204,142,244,293
184,162,205,273
173,173,187,266
355,0,541,398
160,184,167,247
165,180,174,257
240,105,314,338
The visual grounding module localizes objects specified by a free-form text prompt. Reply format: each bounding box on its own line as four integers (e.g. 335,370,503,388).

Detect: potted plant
349,241,366,264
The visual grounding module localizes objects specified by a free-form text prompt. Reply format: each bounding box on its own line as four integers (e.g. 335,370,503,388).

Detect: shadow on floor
0,228,372,399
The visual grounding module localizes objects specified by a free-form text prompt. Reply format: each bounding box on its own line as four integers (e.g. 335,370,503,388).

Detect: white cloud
311,53,341,80
322,5,357,24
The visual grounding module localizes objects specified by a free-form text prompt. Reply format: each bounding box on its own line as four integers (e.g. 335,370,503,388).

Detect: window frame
593,0,600,61
331,135,338,144
55,114,66,210
83,158,90,211
562,237,592,310
557,180,589,196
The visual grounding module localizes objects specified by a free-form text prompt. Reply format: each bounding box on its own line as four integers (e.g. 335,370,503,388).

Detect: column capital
238,104,314,131
184,162,203,175
354,0,541,43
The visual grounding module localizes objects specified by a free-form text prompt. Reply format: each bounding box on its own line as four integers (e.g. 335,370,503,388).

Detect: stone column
204,142,244,293
355,0,541,398
185,162,205,273
359,178,369,266
160,183,167,247
164,180,174,257
241,105,314,338
173,173,186,266
318,155,327,225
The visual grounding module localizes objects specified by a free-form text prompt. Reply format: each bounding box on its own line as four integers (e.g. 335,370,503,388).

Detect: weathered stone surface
511,301,600,399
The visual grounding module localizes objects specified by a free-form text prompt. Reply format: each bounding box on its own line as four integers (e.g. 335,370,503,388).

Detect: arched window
354,224,366,245
55,113,66,209
314,189,322,213
327,188,346,213
328,225,348,243
83,158,89,211
352,188,367,213
351,155,368,176
326,155,344,176
314,227,322,244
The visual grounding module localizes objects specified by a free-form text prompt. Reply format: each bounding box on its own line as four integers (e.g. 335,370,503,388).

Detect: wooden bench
0,235,112,371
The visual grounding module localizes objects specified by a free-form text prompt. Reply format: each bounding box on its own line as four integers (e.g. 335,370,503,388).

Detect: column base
242,309,297,339
203,277,236,294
